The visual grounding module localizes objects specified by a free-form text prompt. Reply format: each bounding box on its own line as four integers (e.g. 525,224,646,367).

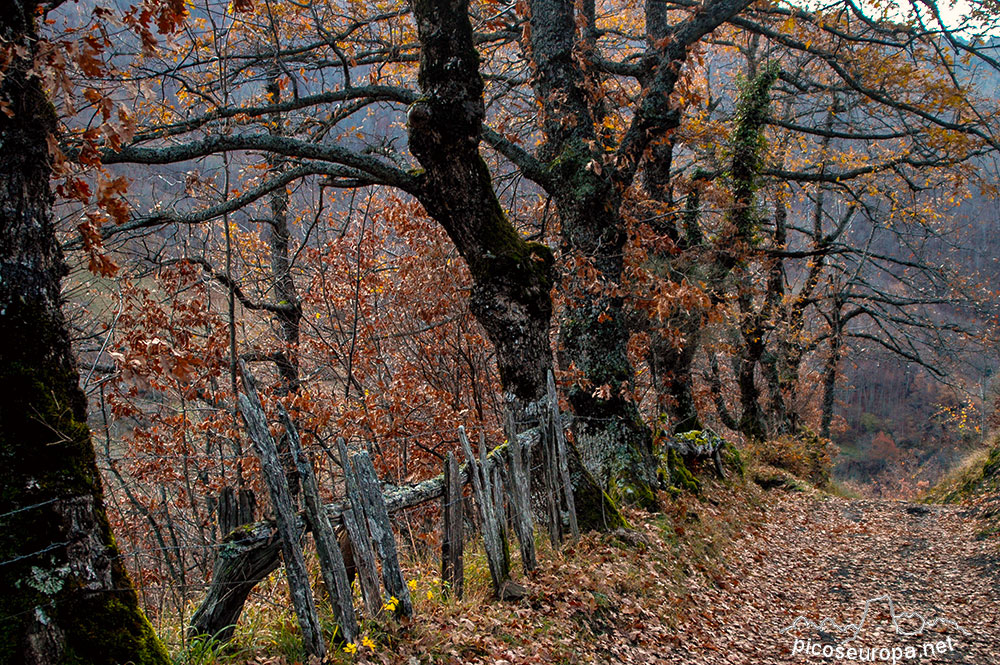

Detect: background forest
5,0,1000,662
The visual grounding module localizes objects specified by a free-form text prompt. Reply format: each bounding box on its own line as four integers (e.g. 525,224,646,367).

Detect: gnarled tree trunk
524,0,752,492
0,3,168,663
406,0,618,527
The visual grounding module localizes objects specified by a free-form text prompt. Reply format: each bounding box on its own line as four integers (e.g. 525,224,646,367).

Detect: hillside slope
183,477,998,664
924,437,1000,542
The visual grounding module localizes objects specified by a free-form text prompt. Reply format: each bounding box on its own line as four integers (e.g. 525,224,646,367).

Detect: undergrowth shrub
748,428,834,487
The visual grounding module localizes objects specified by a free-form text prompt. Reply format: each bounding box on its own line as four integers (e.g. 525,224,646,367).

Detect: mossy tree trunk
524,0,751,492
0,3,168,663
407,0,621,529
723,63,780,443
407,0,619,531
527,0,654,491
407,0,555,409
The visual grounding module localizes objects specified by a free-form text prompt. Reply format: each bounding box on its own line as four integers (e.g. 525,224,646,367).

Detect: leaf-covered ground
660,493,1000,664
212,475,999,665
354,483,1000,664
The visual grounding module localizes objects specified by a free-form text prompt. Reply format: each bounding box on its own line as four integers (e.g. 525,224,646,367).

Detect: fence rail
191,369,578,649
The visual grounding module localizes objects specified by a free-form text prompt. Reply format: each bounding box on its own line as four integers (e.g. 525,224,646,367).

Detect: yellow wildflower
343,642,358,654
361,635,376,650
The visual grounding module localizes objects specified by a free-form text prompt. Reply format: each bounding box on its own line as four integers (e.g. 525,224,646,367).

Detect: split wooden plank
543,420,562,548
351,450,414,618
441,452,464,599
492,463,509,540
483,431,509,545
279,405,357,643
491,461,512,580
216,486,256,537
504,410,536,573
337,437,382,617
479,430,511,582
188,520,281,642
236,365,326,660
547,370,580,540
459,426,509,597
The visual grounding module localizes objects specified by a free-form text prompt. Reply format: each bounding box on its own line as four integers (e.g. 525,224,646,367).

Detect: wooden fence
197,365,580,658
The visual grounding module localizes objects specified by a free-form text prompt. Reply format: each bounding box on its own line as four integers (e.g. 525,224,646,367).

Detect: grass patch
923,437,1000,504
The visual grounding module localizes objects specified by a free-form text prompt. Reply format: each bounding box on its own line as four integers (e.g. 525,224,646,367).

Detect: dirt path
662,493,1000,664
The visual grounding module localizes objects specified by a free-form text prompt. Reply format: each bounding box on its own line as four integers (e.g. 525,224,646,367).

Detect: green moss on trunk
0,302,170,665
566,443,628,530
1,4,170,661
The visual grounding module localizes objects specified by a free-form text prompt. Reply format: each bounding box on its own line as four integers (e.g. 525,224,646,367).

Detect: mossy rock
665,449,700,494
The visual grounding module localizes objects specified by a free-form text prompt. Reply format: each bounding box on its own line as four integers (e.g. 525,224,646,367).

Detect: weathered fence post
352,450,414,618
504,410,536,573
337,438,382,617
459,426,510,597
493,464,510,541
441,452,464,598
191,425,547,642
548,370,580,541
483,432,510,562
491,462,513,581
279,405,357,643
543,424,562,548
236,363,326,660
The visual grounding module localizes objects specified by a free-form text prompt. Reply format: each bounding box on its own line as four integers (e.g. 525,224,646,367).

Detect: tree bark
0,3,168,663
523,0,752,490
527,0,654,489
264,72,303,501
820,301,845,440
406,0,617,530
725,63,780,442
407,0,554,407
649,311,705,434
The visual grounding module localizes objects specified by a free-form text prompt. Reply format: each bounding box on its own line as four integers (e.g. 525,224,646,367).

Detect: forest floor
207,473,1000,665
363,482,1000,665
653,491,1000,664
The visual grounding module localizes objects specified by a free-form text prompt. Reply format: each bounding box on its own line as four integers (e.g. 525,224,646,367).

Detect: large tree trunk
406,0,618,530
722,63,780,443
407,0,554,409
527,0,655,491
0,3,169,664
524,0,752,492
